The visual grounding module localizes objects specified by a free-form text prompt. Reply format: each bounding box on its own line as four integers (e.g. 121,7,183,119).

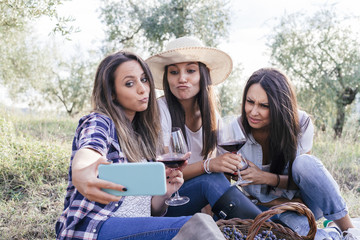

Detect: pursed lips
248,116,261,124
139,97,149,103
177,85,189,89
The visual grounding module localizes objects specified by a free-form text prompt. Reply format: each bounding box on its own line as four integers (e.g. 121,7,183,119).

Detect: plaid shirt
56,112,126,240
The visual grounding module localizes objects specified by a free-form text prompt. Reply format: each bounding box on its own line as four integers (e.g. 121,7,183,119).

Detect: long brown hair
163,62,217,159
91,51,160,162
241,68,309,188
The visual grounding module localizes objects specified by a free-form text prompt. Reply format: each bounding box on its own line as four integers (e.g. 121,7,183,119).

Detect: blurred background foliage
1,0,359,135
0,1,359,238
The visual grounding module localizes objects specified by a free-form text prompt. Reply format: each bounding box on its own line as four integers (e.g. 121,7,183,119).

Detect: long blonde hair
92,51,161,162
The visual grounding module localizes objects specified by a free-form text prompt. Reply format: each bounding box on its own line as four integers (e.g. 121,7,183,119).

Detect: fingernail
167,176,170,179
122,187,127,192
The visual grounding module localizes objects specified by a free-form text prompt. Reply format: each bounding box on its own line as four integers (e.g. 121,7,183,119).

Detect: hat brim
146,47,233,90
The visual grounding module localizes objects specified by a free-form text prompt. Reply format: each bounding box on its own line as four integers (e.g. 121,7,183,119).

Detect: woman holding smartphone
55,51,194,240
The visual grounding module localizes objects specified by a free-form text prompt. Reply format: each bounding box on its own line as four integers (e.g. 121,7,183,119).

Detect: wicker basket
216,202,317,240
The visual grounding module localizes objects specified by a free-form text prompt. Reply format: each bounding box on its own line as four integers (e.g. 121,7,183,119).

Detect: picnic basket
216,202,317,240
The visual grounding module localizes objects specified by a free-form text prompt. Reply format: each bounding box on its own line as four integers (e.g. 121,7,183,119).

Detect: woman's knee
292,154,323,177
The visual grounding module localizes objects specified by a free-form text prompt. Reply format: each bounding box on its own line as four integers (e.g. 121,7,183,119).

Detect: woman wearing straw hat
146,36,263,220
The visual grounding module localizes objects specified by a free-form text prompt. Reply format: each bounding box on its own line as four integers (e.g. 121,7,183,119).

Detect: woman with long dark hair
238,68,359,240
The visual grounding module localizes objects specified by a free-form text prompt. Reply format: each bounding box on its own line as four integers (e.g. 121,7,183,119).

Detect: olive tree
43,51,97,116
216,65,245,116
0,0,89,114
99,0,230,54
0,0,65,97
267,8,360,137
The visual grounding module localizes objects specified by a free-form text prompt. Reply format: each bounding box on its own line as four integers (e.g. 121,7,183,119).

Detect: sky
2,0,360,107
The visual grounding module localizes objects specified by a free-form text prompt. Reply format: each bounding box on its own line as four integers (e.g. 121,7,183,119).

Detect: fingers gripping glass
156,127,190,206
217,116,253,186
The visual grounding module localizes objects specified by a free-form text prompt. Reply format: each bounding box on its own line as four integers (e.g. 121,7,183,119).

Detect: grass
0,106,76,239
312,130,360,217
0,105,359,239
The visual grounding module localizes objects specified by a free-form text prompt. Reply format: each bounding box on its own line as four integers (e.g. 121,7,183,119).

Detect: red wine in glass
157,157,186,169
219,140,247,177
217,116,252,185
218,140,246,153
156,127,190,206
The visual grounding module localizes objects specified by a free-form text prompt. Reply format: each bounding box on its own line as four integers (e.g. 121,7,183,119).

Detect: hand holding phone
98,162,167,196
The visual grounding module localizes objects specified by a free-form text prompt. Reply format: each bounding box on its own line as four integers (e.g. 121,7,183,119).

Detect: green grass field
0,106,359,239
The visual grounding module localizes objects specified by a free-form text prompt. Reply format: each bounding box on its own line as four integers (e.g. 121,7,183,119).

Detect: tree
0,0,62,28
43,51,97,116
0,0,74,36
99,0,230,54
215,65,245,116
0,0,77,95
267,8,360,137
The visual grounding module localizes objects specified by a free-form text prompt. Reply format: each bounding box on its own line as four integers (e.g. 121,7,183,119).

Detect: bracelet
274,174,280,188
207,158,211,173
203,158,212,174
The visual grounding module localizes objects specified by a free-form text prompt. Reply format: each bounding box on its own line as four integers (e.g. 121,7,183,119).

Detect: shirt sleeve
298,110,314,154
76,113,111,156
157,97,172,147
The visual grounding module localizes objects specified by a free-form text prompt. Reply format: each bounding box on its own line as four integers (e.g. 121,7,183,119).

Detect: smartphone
98,162,167,196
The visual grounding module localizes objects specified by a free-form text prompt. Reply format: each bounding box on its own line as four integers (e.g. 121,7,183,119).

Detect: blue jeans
97,216,191,240
276,154,347,240
165,173,230,217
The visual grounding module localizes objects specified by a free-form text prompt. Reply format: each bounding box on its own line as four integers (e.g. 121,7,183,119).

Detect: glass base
165,196,190,206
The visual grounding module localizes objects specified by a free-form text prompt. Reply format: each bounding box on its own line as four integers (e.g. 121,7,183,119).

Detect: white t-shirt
111,159,152,218
158,97,215,164
111,195,151,218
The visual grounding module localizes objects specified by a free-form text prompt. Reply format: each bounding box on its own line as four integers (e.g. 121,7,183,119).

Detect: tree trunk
333,103,345,138
333,87,358,138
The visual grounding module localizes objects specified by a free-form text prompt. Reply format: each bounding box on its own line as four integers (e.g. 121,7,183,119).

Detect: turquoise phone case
98,162,166,196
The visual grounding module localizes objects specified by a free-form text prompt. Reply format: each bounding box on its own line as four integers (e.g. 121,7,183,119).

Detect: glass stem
174,190,180,198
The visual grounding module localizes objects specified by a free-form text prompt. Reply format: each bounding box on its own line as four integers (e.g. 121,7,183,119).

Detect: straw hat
145,36,233,89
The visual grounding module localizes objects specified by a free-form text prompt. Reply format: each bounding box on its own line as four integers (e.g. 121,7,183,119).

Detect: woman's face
244,83,270,130
166,62,201,101
114,60,150,121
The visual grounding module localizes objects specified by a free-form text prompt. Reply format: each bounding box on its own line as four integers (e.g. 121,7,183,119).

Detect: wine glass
217,115,252,186
156,127,190,206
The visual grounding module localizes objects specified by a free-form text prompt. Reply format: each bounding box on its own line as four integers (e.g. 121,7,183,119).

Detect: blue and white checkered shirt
55,112,126,240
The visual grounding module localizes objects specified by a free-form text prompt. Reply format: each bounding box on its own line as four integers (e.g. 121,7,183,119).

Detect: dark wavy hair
162,62,217,159
241,68,308,189
91,51,160,162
